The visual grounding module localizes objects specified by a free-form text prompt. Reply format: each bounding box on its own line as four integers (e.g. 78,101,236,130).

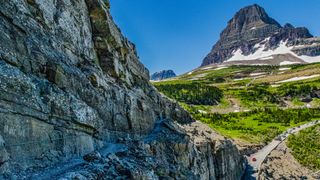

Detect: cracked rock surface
0,0,245,179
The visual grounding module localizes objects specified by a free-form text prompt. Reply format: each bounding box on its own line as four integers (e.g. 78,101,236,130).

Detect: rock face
43,121,245,180
201,4,320,66
151,70,176,81
0,0,245,179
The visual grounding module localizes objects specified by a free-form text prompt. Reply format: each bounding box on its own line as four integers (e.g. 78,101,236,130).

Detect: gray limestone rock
0,0,245,179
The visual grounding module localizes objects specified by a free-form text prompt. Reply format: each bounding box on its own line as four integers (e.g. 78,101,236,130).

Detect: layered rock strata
0,0,245,179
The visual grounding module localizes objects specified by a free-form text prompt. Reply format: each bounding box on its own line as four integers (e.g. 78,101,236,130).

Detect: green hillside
153,63,320,144
288,124,320,170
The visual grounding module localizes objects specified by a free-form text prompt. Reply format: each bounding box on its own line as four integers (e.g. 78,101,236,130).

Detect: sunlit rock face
201,4,319,66
0,0,245,179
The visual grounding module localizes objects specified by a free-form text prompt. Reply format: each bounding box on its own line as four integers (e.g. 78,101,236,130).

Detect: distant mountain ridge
201,4,320,66
151,70,176,81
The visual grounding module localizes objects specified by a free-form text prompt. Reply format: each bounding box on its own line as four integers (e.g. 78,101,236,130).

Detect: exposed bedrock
0,0,245,179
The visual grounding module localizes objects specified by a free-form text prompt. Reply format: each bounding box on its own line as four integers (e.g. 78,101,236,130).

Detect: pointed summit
221,4,281,38
236,4,280,25
201,4,316,66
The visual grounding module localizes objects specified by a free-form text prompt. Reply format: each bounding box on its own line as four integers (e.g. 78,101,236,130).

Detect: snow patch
215,66,227,70
259,56,273,60
227,41,292,61
250,72,265,76
194,73,208,78
279,61,299,65
279,67,291,71
201,67,213,70
226,40,320,63
298,55,320,63
276,75,320,83
250,64,270,66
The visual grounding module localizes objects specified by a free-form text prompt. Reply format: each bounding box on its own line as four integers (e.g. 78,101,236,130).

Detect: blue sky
109,0,320,75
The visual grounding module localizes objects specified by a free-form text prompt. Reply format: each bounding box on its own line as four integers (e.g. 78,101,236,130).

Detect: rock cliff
202,4,320,66
151,70,176,81
0,0,245,179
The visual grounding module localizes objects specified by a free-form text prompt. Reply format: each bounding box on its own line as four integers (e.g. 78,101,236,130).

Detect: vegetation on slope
287,124,320,170
155,83,223,105
183,104,320,143
153,63,320,144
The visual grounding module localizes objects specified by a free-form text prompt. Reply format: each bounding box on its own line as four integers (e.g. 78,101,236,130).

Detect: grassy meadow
153,63,320,144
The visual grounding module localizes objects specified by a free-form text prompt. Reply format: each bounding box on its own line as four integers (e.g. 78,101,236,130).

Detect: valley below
1,0,320,179
153,63,320,179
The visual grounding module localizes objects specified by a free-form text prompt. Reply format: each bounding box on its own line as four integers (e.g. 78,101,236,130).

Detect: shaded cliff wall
0,0,189,172
0,0,245,179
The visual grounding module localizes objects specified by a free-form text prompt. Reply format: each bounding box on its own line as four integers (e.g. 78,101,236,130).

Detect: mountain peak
236,4,279,25
151,70,176,81
201,4,317,66
221,4,281,38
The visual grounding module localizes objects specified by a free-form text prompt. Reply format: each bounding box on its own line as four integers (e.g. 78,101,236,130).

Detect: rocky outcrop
25,121,244,180
290,38,320,56
201,4,319,66
151,70,176,81
0,0,245,179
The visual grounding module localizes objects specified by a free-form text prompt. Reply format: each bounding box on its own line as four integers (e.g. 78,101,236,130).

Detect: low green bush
155,83,223,105
288,124,320,170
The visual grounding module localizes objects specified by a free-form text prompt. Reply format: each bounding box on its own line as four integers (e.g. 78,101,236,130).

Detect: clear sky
109,0,320,75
